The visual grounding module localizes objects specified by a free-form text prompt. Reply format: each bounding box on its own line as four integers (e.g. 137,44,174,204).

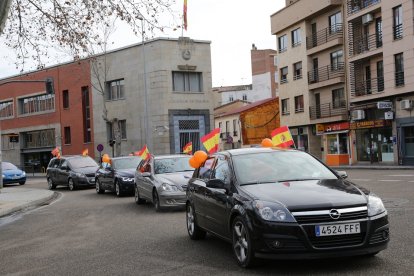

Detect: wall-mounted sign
350,120,392,130
316,124,325,135
385,111,394,120
377,101,393,109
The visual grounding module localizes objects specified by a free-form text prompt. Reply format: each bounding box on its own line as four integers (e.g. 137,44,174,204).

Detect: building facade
0,60,94,171
91,37,214,156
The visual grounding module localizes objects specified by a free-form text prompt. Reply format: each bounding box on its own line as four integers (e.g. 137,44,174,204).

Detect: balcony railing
308,63,344,84
351,77,384,97
347,0,381,16
309,102,347,120
395,71,404,87
306,24,343,50
349,33,382,57
393,24,403,40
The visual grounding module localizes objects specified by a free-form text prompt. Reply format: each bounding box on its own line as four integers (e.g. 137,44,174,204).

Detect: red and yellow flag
271,126,294,148
136,145,150,161
183,141,192,154
183,0,188,30
201,128,220,154
82,148,88,156
51,147,61,159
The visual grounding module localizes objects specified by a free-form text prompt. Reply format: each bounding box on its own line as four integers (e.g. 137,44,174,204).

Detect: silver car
134,154,194,211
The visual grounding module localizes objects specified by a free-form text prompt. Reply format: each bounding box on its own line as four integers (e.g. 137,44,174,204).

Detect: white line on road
351,179,372,181
388,175,414,177
378,180,402,182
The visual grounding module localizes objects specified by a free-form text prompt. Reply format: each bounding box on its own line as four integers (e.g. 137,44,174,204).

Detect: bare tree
2,0,179,70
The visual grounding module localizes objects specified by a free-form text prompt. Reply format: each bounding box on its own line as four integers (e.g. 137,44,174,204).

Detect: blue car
2,162,26,185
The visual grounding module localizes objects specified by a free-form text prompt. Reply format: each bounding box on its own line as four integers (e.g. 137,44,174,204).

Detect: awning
323,130,349,135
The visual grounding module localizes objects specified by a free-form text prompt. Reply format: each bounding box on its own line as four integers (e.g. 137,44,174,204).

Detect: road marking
409,181,414,183
351,179,372,181
378,180,402,182
388,175,414,177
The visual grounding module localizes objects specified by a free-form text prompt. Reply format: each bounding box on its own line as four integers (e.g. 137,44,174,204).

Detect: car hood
116,169,135,177
73,167,98,174
240,179,369,211
3,169,24,176
156,171,192,186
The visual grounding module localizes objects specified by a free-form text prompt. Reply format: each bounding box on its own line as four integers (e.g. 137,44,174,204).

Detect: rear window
68,157,98,169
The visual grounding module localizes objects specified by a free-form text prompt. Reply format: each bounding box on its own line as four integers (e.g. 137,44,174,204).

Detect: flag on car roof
271,126,294,148
136,145,150,161
183,141,193,154
183,0,188,30
82,148,88,156
201,128,220,154
51,147,61,159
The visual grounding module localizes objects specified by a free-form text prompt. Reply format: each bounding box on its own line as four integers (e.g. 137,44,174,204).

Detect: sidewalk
0,187,57,218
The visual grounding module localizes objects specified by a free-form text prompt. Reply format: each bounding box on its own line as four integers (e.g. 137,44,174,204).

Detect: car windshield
113,157,142,170
233,151,337,185
68,157,98,169
154,157,193,174
2,162,18,170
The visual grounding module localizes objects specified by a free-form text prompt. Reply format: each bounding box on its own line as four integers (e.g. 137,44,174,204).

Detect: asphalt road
0,170,413,275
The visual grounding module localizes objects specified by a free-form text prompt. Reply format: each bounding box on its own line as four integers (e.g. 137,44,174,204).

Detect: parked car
46,155,98,190
95,156,142,196
134,154,194,211
1,162,26,185
186,148,389,268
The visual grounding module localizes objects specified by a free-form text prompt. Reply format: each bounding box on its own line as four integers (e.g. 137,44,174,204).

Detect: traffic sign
97,144,104,152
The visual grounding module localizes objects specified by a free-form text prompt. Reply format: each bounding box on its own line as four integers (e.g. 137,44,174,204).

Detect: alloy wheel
153,191,160,211
233,221,249,264
187,205,195,236
47,178,55,190
68,179,75,191
116,182,120,196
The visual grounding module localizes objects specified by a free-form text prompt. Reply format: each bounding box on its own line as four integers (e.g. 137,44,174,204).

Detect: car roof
154,154,191,160
221,147,299,157
111,156,141,161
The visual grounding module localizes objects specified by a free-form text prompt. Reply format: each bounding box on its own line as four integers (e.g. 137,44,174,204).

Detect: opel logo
329,209,341,219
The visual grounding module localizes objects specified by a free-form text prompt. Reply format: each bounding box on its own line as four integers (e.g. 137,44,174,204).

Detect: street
0,170,413,275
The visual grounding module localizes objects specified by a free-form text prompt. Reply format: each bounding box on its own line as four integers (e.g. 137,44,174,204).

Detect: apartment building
271,0,414,166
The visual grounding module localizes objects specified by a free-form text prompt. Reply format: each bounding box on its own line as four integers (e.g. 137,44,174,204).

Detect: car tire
153,190,162,212
134,185,146,205
96,179,104,194
68,178,76,191
186,203,206,240
47,178,56,190
19,181,26,185
232,216,256,268
115,180,123,197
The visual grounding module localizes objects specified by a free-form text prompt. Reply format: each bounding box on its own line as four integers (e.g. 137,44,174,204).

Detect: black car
46,155,99,190
186,148,389,267
95,156,141,196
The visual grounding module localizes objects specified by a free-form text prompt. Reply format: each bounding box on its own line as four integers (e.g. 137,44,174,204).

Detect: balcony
308,63,345,89
395,71,404,87
306,24,343,52
350,77,384,97
309,102,347,120
393,24,403,40
349,33,382,58
347,0,381,16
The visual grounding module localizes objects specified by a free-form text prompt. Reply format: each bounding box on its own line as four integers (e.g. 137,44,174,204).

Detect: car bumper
159,191,186,208
249,212,389,259
3,176,26,184
74,177,95,187
119,181,135,194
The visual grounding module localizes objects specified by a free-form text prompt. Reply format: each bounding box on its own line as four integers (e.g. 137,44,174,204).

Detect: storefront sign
324,122,350,133
316,124,325,135
350,120,391,130
377,101,393,109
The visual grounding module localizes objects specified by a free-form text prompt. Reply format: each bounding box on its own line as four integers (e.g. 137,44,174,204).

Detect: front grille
310,233,364,248
293,206,368,224
85,173,95,178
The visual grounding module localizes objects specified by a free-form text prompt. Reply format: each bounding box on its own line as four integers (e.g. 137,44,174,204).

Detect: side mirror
206,178,226,190
336,170,348,179
142,172,151,177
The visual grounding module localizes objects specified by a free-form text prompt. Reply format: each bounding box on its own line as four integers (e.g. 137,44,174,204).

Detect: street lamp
137,15,152,151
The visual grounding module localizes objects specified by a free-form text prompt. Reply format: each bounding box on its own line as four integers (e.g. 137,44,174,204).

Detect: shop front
397,117,414,165
290,127,309,152
317,122,350,166
351,120,394,163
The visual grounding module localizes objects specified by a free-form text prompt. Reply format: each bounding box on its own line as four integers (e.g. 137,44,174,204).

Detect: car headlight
368,194,386,217
2,174,5,178
161,183,179,192
121,177,134,182
22,172,26,177
253,200,296,222
75,172,86,178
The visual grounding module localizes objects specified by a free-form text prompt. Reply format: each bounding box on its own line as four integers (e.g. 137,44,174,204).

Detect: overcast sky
0,0,285,87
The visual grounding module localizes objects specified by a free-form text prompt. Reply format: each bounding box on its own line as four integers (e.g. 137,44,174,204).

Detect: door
365,66,371,94
363,24,369,51
377,61,384,92
139,159,155,200
315,93,321,119
376,17,382,47
173,116,205,154
312,58,319,82
311,23,317,47
57,159,70,185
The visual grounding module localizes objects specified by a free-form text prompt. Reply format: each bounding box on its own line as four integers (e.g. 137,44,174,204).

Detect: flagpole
287,126,297,149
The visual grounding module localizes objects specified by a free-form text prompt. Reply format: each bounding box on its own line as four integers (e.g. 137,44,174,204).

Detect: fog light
272,240,283,248
382,230,389,240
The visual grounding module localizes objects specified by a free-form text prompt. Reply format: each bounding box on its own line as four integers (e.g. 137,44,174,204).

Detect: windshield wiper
276,178,317,182
241,180,278,186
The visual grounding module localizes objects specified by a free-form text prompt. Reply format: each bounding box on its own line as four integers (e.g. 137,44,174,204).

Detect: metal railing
347,0,381,15
306,24,343,50
308,63,344,84
351,77,384,96
393,24,403,40
395,71,404,87
349,33,382,57
309,102,347,120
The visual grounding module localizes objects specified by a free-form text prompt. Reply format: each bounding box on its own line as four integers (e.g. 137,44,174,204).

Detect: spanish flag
82,148,88,157
136,145,150,161
51,147,61,159
271,126,294,148
183,141,192,154
183,0,188,30
201,128,220,154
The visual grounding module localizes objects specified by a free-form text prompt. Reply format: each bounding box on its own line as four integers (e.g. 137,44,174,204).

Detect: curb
0,191,59,218
331,166,414,170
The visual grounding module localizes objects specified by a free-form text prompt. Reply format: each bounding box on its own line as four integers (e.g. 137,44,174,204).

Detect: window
327,133,348,154
273,56,278,66
62,90,69,109
82,86,91,143
213,157,231,185
291,28,301,47
233,119,237,136
330,50,344,70
219,122,223,138
107,122,113,141
64,127,71,145
242,94,247,101
294,95,304,113
377,60,384,92
293,62,302,80
2,134,16,150
329,12,342,34
225,121,230,136
393,5,403,40
404,126,414,157
394,53,404,86
280,67,288,84
229,95,234,102
106,79,125,100
0,100,13,118
278,35,287,53
172,71,202,92
332,88,345,108
119,120,127,139
19,94,55,115
282,99,290,115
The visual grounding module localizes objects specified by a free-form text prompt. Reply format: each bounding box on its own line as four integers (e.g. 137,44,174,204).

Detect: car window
113,157,142,170
60,160,68,168
68,157,98,169
154,157,192,174
198,157,215,181
213,157,231,185
139,160,151,173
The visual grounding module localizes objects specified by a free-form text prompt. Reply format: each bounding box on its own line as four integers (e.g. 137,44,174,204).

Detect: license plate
315,223,360,237
89,178,95,183
12,176,21,179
